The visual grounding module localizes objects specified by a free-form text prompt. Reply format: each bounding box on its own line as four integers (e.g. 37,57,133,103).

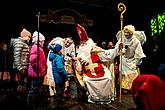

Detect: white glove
130,64,136,70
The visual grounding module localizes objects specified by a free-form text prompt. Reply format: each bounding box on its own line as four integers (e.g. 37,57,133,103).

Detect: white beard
78,45,92,61
77,38,95,62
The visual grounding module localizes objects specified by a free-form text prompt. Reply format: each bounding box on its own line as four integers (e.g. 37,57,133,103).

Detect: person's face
124,32,132,39
80,41,87,47
3,44,7,50
108,42,113,46
40,40,45,47
65,40,72,47
23,36,31,43
59,49,63,55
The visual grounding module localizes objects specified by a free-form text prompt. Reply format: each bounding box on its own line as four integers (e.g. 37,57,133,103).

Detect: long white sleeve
99,48,118,62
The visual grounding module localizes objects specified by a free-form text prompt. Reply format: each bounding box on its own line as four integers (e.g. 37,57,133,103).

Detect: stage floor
0,78,136,110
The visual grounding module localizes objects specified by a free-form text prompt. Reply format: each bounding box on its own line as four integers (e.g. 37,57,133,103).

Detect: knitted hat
48,43,62,53
77,24,89,42
20,28,31,38
32,31,45,43
54,44,62,52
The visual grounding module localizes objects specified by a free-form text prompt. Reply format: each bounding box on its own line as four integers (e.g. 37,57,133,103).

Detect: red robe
132,74,165,110
84,52,104,78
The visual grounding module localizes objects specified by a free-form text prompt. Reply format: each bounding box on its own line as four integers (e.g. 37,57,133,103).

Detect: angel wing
134,31,146,45
116,31,147,45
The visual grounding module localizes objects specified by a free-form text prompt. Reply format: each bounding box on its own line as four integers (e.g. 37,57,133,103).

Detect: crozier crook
118,3,126,103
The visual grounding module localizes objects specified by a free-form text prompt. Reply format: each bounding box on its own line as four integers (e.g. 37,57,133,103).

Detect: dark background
0,0,164,40
0,0,165,73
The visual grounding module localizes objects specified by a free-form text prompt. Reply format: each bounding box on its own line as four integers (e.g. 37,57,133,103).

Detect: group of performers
43,23,146,104
2,22,164,109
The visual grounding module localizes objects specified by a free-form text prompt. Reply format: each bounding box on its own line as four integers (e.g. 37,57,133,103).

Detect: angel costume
115,25,146,90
